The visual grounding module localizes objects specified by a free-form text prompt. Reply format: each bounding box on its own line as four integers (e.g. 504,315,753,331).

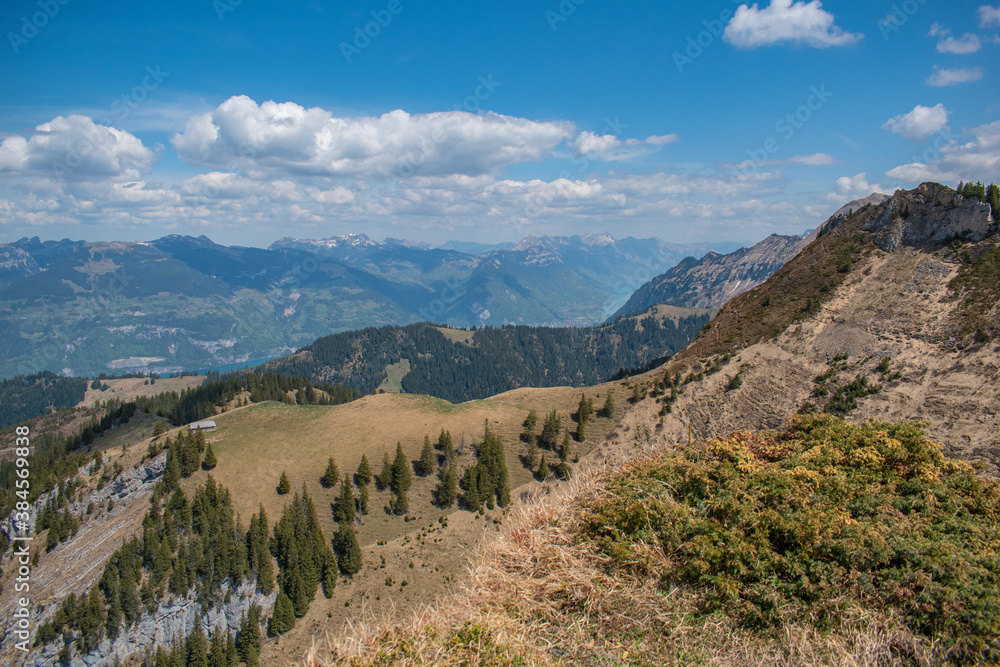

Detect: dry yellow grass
77,375,206,408
304,446,935,667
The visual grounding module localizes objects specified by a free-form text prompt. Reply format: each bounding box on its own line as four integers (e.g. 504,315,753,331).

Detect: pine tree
437,463,458,508
201,444,217,471
560,430,571,462
537,454,549,480
269,592,295,635
334,474,356,524
336,522,363,576
418,435,436,476
320,457,339,488
225,631,238,667
277,472,290,495
524,439,539,470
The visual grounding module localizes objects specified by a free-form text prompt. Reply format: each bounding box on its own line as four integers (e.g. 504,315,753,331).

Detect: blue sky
0,0,997,247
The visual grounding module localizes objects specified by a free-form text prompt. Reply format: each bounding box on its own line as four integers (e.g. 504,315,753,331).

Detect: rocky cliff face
612,233,806,317
861,182,993,252
0,245,40,287
27,581,275,667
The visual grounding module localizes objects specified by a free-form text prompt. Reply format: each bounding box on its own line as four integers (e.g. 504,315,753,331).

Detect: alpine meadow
1,2,999,666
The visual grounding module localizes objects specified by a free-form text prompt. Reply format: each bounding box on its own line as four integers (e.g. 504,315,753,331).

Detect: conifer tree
277,472,290,495
269,592,295,635
358,484,369,516
539,410,561,450
356,454,373,488
225,632,238,667
560,430,571,462
524,439,539,470
600,390,615,417
186,624,208,667
391,443,412,497
320,457,339,488
201,444,217,471
164,442,181,490
436,463,458,508
436,429,453,452
537,454,549,480
379,452,392,490
334,474,356,524
335,522,363,575
208,628,226,667
321,548,337,598
522,410,538,444
418,435,436,476
237,607,262,664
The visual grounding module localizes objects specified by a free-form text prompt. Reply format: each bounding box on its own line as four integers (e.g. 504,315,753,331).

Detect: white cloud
568,131,678,161
978,5,1000,27
882,104,950,141
723,0,862,49
929,22,948,37
833,172,883,199
788,153,837,165
926,65,983,86
886,119,1000,183
0,115,156,181
937,33,981,54
172,96,575,180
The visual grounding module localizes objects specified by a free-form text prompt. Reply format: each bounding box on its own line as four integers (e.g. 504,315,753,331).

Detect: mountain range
0,233,735,379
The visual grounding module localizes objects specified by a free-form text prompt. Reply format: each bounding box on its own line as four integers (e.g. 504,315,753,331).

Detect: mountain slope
612,233,807,317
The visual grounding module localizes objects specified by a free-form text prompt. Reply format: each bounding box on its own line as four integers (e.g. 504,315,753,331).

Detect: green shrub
581,415,1000,664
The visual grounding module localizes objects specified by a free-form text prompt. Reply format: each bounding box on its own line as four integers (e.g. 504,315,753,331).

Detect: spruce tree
320,457,339,488
358,484,369,516
560,430,571,462
201,444,217,471
164,443,181,490
269,592,295,635
537,454,549,480
208,628,226,667
522,410,538,444
356,454,373,488
277,472,291,495
418,435,436,476
336,522,363,576
186,624,209,667
225,632,238,667
237,607,262,664
334,474,356,524
390,443,412,498
379,452,392,490
321,548,337,598
600,390,615,417
436,463,458,508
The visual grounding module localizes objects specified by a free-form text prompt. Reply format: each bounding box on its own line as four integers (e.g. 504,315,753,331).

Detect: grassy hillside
326,417,1000,666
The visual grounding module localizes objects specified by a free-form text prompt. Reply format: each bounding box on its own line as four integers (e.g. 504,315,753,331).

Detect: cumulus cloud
936,33,981,54
886,120,1000,183
833,172,883,199
978,5,1000,27
882,104,950,141
172,96,575,179
926,65,983,86
0,115,156,181
723,0,862,49
568,131,678,161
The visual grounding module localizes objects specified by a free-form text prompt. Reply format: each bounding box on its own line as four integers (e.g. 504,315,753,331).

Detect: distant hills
262,305,713,402
0,232,731,379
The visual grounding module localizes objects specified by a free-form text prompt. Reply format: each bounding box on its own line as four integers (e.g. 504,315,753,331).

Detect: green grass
580,415,1000,664
375,359,411,393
